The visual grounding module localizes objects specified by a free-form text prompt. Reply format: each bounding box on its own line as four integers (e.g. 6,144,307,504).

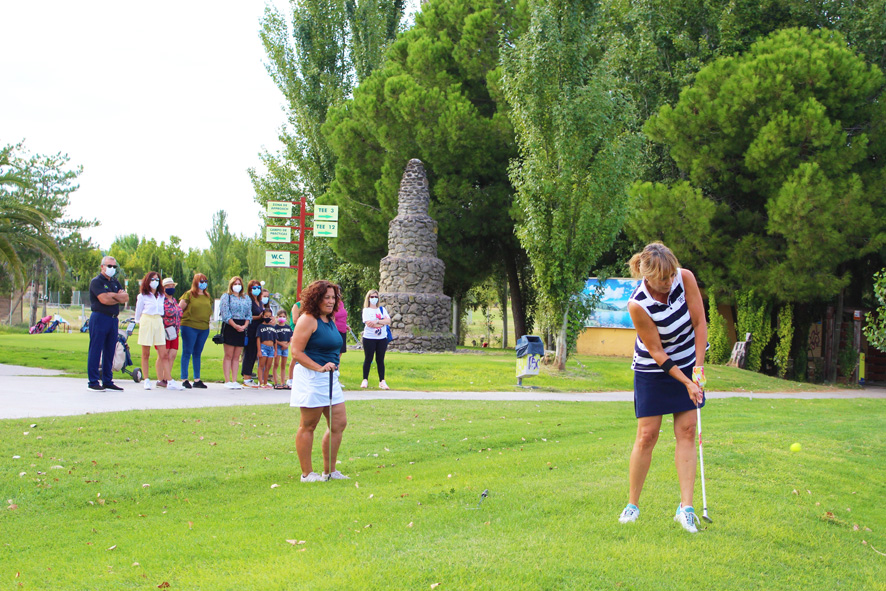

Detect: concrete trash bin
516,335,544,379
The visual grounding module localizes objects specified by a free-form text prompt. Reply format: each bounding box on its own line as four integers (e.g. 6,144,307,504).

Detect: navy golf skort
633,365,705,418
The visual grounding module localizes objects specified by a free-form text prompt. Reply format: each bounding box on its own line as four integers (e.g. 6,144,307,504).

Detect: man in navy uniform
87,256,129,391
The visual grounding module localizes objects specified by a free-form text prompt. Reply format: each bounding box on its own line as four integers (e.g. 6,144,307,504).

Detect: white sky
3,1,422,252
2,1,292,251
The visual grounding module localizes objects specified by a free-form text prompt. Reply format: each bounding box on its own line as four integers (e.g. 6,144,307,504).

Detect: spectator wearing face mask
86,256,129,392
361,289,392,390
135,271,168,391
219,276,250,389
178,273,211,389
241,279,265,387
155,278,184,390
274,310,292,388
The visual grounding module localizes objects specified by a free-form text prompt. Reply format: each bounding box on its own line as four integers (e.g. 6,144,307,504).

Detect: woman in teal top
290,280,347,483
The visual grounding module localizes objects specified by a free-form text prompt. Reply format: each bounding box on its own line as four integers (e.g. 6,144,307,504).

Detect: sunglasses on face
105,264,117,268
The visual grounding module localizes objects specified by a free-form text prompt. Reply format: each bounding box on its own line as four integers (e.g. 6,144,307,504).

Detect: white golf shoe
675,504,700,533
322,470,350,481
618,504,639,523
143,379,152,391
300,472,324,483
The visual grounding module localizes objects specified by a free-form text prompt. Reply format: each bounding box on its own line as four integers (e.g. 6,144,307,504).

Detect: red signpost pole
295,196,313,300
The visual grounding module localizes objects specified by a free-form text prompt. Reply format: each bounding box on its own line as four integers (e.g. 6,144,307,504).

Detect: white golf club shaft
328,369,333,479
697,404,709,517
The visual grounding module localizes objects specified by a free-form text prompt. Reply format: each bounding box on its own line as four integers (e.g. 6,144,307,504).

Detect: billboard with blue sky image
584,278,641,329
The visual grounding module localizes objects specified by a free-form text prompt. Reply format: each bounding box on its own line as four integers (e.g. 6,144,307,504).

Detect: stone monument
379,159,456,352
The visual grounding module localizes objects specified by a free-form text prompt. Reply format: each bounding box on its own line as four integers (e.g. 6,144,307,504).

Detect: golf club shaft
697,404,709,515
328,369,333,477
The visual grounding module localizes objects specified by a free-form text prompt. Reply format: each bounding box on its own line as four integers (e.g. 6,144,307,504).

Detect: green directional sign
314,205,339,221
266,226,292,243
265,251,291,268
313,221,338,237
267,201,293,218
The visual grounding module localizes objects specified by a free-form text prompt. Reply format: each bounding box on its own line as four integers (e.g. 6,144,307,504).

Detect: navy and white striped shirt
629,269,697,372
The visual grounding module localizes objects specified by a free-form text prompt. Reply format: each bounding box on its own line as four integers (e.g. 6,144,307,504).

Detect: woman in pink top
333,285,349,355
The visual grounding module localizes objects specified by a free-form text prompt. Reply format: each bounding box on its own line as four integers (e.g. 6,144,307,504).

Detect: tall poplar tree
502,0,641,369
251,0,404,307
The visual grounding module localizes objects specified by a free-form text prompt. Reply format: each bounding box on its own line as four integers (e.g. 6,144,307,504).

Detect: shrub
735,289,773,373
706,292,731,364
863,269,886,352
774,305,794,378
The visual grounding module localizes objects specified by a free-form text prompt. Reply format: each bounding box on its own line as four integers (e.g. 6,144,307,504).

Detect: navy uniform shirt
89,273,123,317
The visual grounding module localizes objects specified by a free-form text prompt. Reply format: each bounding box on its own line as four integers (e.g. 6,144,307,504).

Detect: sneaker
360,379,368,389
193,380,207,389
260,384,273,390
87,384,105,392
618,504,640,524
243,378,257,388
322,470,350,481
102,382,124,392
230,381,243,390
300,472,324,483
286,379,292,388
182,380,192,389
675,504,700,533
156,380,168,388
167,380,184,391
144,379,153,391
379,380,390,390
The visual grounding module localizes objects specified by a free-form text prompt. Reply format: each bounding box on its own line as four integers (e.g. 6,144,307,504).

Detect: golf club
692,367,712,523
696,399,713,523
327,368,334,481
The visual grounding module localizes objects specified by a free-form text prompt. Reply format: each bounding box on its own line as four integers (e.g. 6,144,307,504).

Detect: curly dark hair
300,280,339,321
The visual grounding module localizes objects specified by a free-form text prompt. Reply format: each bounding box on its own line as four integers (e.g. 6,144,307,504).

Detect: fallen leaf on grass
431,584,440,589
107,545,117,551
285,540,306,545
142,484,150,488
157,582,170,589
407,522,413,528
270,484,280,489
7,504,17,511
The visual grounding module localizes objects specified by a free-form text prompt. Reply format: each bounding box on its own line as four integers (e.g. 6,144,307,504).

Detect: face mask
252,287,261,296
277,318,286,325
165,287,176,295
369,297,379,305
198,282,208,290
232,285,242,294
150,279,160,290
261,296,269,305
263,317,271,323
105,266,117,278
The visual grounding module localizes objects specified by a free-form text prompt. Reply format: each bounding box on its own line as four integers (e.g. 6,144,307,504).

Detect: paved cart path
1,364,883,420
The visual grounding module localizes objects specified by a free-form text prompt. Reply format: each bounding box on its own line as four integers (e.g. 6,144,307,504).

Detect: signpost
264,197,339,297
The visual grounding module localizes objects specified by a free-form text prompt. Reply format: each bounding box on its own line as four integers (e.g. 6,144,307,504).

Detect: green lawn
2,399,883,590
0,332,830,392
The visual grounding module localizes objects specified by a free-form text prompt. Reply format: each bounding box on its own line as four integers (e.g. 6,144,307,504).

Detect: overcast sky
2,1,419,253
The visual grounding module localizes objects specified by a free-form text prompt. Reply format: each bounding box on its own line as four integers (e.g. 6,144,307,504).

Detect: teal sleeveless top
304,316,343,366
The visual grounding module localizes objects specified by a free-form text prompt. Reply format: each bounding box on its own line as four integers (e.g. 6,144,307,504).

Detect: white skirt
290,364,344,408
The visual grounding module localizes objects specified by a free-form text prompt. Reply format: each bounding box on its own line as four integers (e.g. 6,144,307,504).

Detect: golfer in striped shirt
618,242,708,533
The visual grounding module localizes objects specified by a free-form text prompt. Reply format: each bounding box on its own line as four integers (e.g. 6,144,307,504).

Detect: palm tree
0,146,66,287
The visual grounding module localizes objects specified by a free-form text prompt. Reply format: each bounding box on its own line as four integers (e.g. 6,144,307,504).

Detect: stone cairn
379,159,456,352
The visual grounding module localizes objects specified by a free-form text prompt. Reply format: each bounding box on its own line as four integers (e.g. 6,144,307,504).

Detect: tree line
250,0,886,374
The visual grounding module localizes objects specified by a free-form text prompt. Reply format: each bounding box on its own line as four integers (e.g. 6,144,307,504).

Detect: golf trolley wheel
132,368,143,383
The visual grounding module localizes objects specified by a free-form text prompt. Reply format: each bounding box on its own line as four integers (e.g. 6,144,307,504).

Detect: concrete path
1,364,883,420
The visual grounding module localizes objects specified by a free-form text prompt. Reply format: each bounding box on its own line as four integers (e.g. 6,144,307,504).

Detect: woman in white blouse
135,271,167,390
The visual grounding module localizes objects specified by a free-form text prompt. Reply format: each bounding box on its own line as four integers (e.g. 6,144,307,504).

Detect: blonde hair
226,276,245,296
628,242,680,282
363,289,380,308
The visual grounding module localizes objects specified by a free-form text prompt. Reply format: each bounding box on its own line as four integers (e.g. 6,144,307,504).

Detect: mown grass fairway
2,399,884,590
0,332,830,393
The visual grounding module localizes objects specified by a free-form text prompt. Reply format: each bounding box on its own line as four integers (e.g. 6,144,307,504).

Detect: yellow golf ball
790,443,802,452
